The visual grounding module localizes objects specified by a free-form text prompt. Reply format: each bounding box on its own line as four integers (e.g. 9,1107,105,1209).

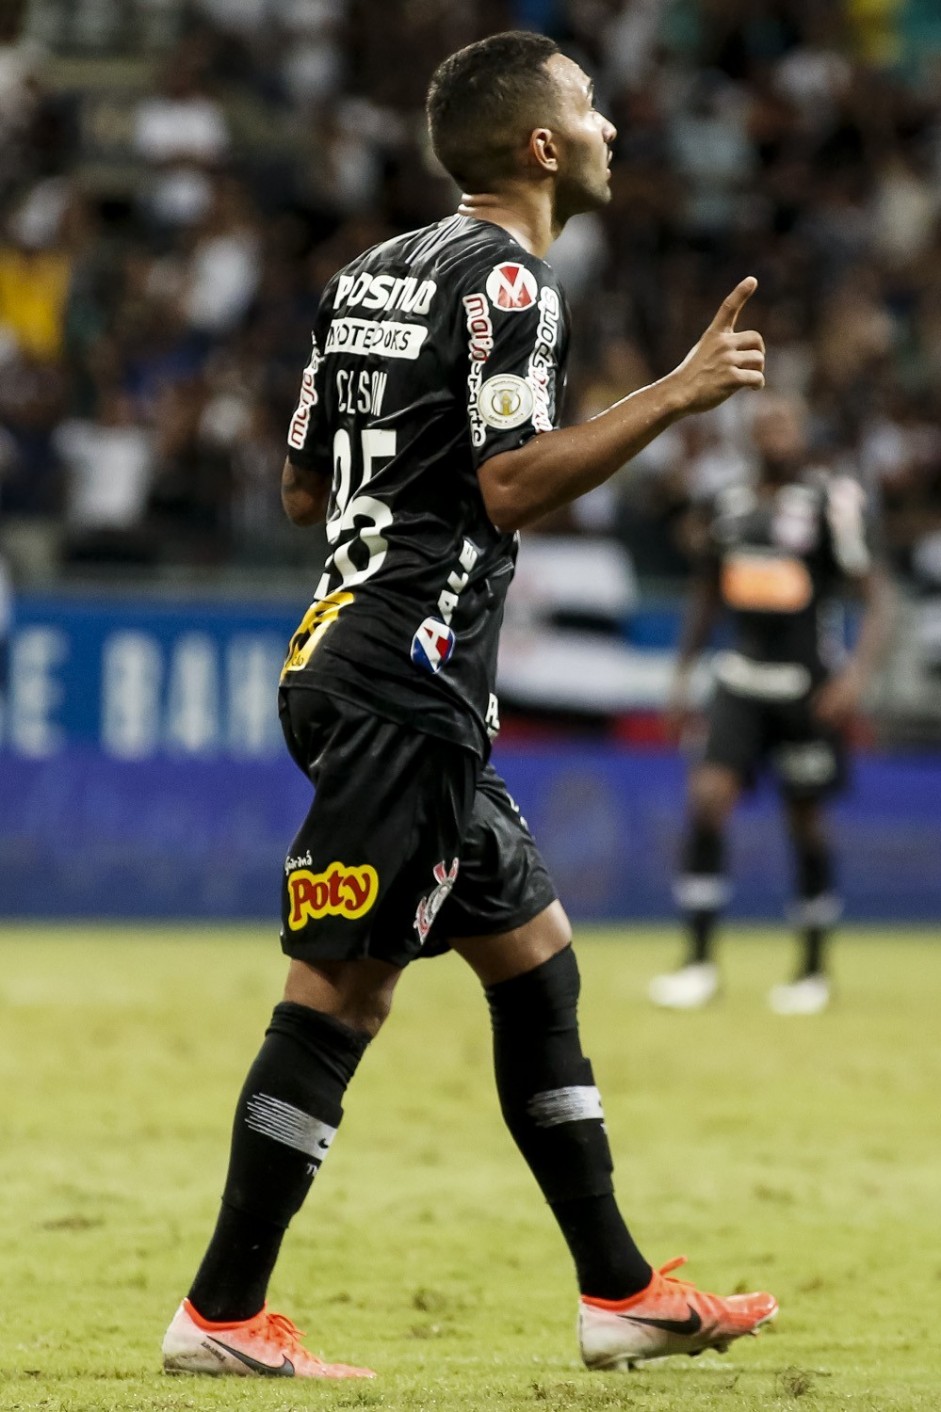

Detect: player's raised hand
670,277,765,414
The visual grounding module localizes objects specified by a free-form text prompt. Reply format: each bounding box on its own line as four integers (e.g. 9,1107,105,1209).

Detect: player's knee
689,769,737,828
283,958,398,1038
786,800,827,851
485,942,581,1037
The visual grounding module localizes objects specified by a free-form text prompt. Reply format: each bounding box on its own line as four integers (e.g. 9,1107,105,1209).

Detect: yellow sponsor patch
286,863,379,930
281,591,354,677
721,552,813,613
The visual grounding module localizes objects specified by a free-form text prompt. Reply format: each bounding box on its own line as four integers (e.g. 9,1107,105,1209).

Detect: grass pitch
0,925,939,1412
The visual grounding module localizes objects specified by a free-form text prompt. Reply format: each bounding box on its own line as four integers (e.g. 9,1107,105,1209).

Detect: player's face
544,55,616,220
753,401,807,478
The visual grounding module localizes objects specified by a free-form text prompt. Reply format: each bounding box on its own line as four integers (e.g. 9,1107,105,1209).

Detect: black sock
792,838,838,979
188,1002,370,1322
675,821,727,965
802,925,825,977
486,948,652,1300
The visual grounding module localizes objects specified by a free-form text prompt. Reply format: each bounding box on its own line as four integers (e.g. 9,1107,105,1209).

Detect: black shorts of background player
652,393,891,1016
162,31,778,1382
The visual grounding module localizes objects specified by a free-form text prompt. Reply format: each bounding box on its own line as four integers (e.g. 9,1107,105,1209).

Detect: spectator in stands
133,46,230,230
178,176,262,339
52,384,154,564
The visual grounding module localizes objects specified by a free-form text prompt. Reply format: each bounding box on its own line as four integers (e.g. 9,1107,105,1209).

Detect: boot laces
656,1255,697,1292
263,1311,307,1351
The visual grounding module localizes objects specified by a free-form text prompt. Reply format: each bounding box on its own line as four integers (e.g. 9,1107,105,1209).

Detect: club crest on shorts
410,617,455,674
478,374,534,431
414,858,459,944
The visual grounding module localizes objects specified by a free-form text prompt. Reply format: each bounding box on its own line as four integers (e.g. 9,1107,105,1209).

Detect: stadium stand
2,0,941,733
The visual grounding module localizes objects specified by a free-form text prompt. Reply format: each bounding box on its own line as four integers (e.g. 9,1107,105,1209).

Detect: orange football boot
162,1298,375,1378
579,1256,777,1370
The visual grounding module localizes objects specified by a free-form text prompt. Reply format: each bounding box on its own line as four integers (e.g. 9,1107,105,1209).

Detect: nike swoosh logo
206,1338,295,1376
624,1306,703,1336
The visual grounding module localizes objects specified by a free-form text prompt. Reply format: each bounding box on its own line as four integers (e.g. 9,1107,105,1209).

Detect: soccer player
650,393,890,1015
162,32,776,1379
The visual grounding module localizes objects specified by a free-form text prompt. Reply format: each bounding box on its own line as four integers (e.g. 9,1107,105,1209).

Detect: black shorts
703,683,849,799
278,688,557,969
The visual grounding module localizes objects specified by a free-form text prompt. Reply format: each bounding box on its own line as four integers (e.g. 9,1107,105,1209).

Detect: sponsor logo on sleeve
410,617,456,674
286,863,379,930
528,286,561,432
486,262,538,311
287,335,322,450
463,291,493,448
414,858,460,944
478,374,534,431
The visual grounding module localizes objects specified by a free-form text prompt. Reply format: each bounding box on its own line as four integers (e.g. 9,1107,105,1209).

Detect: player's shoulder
804,465,871,515
322,216,549,309
450,221,562,315
711,481,756,523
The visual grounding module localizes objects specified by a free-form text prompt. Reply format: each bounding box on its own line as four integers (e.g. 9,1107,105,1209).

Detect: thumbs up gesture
670,277,765,414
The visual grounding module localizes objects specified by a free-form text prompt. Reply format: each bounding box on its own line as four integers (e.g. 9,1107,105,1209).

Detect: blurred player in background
651,394,890,1015
162,32,777,1381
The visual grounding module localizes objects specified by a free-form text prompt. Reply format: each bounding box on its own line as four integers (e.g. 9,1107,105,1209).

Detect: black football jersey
700,472,874,691
282,214,569,757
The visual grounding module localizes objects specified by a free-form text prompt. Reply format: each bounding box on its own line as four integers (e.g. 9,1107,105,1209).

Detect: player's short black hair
426,31,561,192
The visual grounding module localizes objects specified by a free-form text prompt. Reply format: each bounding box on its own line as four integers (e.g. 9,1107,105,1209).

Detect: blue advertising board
1,592,940,922
2,592,295,760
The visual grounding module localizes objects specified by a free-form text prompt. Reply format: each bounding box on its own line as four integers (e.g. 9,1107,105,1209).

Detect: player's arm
281,457,330,526
479,278,764,533
813,564,893,725
813,476,893,724
668,554,723,739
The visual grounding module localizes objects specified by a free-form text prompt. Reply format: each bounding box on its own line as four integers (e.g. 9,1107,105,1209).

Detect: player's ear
529,127,559,175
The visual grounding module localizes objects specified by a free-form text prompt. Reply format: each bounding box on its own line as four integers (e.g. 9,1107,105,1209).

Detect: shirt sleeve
823,474,874,580
457,253,567,468
285,281,336,475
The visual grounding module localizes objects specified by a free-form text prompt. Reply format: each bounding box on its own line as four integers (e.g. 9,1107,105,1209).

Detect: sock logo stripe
674,875,729,911
245,1093,338,1161
527,1085,604,1128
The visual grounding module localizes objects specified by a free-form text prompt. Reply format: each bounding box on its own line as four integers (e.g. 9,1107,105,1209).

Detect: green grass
1,925,939,1411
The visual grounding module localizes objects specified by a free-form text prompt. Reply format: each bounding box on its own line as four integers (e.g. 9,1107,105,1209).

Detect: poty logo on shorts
486,262,538,311
414,858,459,944
286,863,379,930
410,617,456,674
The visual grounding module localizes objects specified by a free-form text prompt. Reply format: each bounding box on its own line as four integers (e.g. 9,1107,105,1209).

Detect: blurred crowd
1,0,941,589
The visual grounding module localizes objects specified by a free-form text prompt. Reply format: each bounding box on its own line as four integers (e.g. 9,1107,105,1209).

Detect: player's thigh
770,695,849,802
429,763,563,981
691,686,759,818
450,900,572,987
698,685,764,804
278,687,477,970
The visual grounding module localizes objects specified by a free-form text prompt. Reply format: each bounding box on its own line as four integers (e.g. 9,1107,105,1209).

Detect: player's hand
670,278,765,414
665,675,694,744
812,668,861,726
